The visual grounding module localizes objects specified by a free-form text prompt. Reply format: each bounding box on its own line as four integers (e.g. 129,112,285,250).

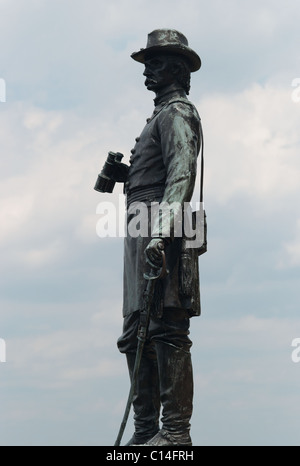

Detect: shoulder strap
200,121,204,204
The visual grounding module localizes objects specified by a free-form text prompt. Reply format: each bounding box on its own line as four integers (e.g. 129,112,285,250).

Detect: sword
114,249,167,446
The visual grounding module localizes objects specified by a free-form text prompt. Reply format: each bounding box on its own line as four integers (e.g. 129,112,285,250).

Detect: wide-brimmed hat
131,29,201,72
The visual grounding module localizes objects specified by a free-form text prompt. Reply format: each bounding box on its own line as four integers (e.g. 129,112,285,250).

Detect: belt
126,185,164,207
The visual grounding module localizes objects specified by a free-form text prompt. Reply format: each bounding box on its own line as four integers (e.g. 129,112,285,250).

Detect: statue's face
143,54,176,92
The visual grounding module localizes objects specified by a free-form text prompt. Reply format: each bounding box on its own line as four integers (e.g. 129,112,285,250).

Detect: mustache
145,77,158,86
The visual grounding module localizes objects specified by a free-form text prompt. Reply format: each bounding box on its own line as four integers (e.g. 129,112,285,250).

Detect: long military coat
123,87,202,318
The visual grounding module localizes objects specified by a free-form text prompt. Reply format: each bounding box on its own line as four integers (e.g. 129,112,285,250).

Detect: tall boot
125,352,160,446
145,342,193,446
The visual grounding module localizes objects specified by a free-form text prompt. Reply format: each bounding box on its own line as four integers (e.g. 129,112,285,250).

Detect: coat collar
154,85,187,107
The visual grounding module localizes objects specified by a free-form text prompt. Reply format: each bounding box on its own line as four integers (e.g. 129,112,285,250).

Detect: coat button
135,137,140,142
131,148,136,154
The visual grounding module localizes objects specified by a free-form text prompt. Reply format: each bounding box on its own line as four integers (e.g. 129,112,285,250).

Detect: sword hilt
144,250,167,281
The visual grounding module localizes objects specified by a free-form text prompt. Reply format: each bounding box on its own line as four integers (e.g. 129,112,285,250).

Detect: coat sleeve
151,101,201,240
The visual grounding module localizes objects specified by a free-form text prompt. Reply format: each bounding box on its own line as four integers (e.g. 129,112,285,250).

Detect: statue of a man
114,29,202,446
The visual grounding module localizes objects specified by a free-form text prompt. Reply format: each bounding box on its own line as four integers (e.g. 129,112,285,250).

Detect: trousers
117,308,192,356
117,308,194,445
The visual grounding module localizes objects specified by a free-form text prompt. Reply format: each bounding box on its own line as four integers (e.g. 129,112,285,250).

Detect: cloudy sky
1,0,300,446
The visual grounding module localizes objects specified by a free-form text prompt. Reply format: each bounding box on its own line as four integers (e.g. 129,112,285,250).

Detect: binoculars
94,151,124,193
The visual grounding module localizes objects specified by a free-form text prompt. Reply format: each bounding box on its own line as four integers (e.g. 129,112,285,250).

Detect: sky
0,0,300,446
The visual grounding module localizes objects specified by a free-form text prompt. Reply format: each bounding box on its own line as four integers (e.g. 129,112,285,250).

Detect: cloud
199,83,300,206
1,0,299,108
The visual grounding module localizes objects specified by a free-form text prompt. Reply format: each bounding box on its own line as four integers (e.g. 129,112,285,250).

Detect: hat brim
131,44,201,72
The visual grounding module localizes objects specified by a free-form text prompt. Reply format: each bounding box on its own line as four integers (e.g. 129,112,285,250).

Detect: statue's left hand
145,238,165,268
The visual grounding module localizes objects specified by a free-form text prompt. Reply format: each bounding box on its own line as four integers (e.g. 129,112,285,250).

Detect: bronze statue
96,29,204,446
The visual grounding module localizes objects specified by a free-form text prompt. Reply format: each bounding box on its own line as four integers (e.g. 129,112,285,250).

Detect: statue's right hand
145,238,165,268
111,162,129,183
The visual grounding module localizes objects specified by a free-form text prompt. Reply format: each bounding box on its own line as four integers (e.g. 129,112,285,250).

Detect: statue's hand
145,238,165,268
111,162,129,183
